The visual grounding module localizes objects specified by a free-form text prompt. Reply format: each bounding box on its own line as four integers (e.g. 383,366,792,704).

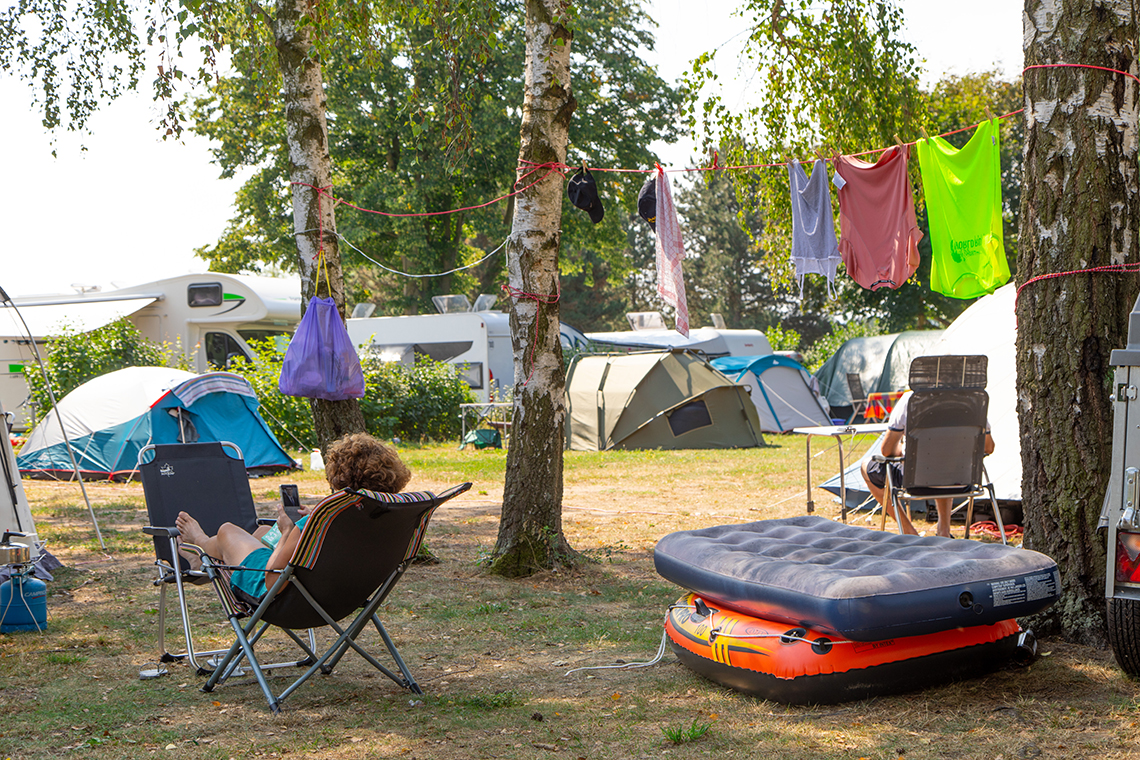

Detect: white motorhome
346,298,590,403
346,311,514,403
1,274,301,430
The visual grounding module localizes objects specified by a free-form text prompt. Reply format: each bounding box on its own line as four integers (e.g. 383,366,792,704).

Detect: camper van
346,311,513,403
346,303,590,403
1,274,301,430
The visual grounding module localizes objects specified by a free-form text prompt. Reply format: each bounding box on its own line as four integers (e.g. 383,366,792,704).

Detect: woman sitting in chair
175,432,411,600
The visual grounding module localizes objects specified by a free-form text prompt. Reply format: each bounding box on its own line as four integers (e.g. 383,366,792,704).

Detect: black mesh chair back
846,373,868,423
908,355,988,390
139,441,259,573
902,389,989,493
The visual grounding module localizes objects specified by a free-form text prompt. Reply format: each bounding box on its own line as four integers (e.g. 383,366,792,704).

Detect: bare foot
175,512,210,546
935,523,953,539
174,537,203,571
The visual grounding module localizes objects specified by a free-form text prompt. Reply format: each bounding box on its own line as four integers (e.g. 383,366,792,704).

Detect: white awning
0,297,159,338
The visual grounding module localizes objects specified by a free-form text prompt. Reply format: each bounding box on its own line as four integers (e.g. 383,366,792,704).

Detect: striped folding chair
196,483,471,713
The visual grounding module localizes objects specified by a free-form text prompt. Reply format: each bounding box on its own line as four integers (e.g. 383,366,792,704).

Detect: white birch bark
491,0,577,576
1019,0,1140,640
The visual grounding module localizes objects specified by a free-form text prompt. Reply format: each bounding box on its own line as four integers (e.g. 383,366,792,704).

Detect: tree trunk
1019,0,1140,642
271,0,365,448
488,0,576,578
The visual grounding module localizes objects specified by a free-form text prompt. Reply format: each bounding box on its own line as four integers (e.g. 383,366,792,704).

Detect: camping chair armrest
257,517,276,527
143,525,180,538
870,454,903,464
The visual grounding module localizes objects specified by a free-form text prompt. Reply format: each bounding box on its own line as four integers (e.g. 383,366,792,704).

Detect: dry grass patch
1,438,1138,759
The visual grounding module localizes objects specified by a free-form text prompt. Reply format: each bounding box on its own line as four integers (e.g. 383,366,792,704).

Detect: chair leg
986,484,1007,545
964,496,975,540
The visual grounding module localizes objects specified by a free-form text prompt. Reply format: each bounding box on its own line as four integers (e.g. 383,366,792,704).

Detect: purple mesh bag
278,296,365,400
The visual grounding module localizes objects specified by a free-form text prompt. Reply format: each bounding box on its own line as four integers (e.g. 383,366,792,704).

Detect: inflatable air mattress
654,516,1059,641
665,592,1029,705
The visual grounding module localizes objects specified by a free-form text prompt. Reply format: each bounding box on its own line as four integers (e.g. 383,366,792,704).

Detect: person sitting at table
860,390,994,538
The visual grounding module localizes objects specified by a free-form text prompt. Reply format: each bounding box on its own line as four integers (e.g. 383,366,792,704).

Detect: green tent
565,351,765,451
813,330,944,412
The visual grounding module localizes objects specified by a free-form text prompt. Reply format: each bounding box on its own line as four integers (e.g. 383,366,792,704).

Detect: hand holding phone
280,484,303,523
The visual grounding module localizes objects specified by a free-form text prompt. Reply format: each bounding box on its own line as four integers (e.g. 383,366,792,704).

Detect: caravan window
205,332,249,369
667,400,713,436
187,283,224,307
238,329,292,354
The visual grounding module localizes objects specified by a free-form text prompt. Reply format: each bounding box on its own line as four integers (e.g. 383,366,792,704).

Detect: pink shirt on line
833,145,922,291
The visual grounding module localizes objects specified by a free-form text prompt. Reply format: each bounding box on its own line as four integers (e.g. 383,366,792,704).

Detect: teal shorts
230,547,272,600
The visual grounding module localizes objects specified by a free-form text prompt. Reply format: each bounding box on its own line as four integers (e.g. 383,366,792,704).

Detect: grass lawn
1,436,1137,759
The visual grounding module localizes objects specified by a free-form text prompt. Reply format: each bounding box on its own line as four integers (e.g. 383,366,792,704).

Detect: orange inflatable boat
666,593,1031,704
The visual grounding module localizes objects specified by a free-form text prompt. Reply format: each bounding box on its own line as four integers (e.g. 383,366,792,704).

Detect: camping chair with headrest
139,441,314,675
872,355,1006,544
191,482,472,713
846,373,869,424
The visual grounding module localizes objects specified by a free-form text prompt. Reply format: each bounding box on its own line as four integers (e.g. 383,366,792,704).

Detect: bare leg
861,463,917,535
175,513,264,567
934,498,953,538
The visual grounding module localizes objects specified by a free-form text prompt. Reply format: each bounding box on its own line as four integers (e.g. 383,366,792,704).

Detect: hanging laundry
639,167,689,336
567,167,605,223
788,159,841,297
832,145,922,291
916,119,1010,299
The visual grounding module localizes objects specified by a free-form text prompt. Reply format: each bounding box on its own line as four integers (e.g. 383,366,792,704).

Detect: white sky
0,1,1023,298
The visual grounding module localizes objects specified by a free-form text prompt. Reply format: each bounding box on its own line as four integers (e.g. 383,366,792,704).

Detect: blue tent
711,355,832,433
17,367,296,480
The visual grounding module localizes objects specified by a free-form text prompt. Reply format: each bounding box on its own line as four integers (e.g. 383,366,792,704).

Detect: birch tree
1019,0,1140,641
488,0,576,577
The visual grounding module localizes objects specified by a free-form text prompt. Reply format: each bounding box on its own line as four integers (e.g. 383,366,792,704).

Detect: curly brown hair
324,433,412,494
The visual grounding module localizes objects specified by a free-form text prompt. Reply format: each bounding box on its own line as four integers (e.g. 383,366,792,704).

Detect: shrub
227,339,475,446
23,319,169,424
360,357,476,442
802,318,883,374
225,339,316,451
764,324,802,352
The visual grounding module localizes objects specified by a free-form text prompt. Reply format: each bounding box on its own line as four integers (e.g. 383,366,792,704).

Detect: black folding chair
873,355,1005,543
846,372,869,424
139,441,311,674
194,482,471,713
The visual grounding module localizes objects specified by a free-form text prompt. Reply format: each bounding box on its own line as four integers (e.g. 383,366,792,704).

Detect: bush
360,357,476,442
225,339,316,451
802,318,883,374
23,319,170,425
764,324,802,352
228,339,475,446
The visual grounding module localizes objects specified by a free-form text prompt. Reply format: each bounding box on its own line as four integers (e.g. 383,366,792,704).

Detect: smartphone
280,484,303,522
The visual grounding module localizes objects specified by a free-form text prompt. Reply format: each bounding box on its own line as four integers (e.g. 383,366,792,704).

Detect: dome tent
18,367,296,480
565,350,765,451
711,354,832,433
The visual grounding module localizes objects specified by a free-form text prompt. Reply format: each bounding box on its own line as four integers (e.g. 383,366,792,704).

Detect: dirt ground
3,441,1140,759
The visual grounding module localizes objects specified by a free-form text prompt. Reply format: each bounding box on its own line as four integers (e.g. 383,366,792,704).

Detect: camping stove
0,530,47,633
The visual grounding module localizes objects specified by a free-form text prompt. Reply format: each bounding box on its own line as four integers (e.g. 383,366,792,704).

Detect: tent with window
710,354,832,433
565,350,764,451
17,367,296,480
813,330,945,419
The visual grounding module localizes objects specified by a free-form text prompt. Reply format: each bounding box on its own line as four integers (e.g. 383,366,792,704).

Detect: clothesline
289,62,1134,225
290,113,1024,231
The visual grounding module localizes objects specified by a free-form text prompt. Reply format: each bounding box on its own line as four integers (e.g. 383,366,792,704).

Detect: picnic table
791,423,888,522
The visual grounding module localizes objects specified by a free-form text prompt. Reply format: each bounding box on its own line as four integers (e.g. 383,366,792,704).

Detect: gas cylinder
0,569,48,633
